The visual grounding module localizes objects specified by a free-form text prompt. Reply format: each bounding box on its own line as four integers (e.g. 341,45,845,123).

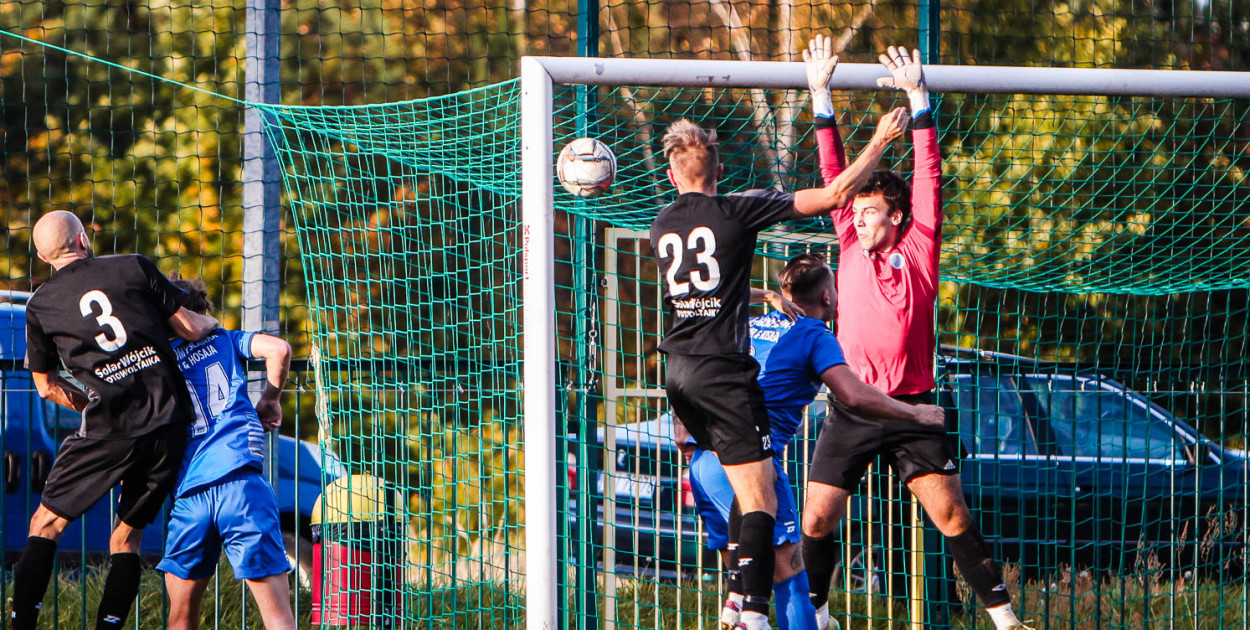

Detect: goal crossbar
531,55,1250,97
518,54,1250,630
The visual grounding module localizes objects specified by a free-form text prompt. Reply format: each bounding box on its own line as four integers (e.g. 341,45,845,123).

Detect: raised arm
31,371,89,412
879,46,943,263
804,35,848,184
749,287,804,320
792,107,909,218
804,35,857,247
168,307,219,342
820,364,945,427
249,333,292,431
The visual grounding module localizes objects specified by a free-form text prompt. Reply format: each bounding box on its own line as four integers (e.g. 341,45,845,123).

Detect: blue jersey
749,312,847,450
748,310,793,375
171,329,266,498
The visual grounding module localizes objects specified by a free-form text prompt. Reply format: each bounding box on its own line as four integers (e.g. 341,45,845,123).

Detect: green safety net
258,80,1250,628
1,0,1246,627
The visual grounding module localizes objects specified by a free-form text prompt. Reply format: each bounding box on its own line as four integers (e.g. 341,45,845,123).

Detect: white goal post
519,55,1250,630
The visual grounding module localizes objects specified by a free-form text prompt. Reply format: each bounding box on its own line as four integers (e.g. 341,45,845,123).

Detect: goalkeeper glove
877,45,931,115
803,34,837,118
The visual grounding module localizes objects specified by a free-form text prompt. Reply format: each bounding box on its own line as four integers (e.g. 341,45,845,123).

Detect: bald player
12,211,218,630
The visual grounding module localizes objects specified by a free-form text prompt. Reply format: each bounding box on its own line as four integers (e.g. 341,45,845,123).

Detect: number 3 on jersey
79,290,128,352
186,361,229,437
658,226,721,296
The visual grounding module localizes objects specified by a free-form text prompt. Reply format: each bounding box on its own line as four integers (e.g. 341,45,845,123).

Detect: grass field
17,564,313,630
16,563,1250,629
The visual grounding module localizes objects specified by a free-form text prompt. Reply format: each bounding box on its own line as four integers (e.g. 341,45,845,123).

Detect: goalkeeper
798,41,1031,630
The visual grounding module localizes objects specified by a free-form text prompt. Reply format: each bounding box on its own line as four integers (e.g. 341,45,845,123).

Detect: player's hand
877,46,926,94
803,34,838,94
870,107,910,146
762,290,806,321
257,394,282,432
914,404,946,429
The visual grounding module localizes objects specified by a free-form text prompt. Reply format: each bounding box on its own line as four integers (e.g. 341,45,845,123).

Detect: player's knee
773,543,803,583
930,502,974,536
28,506,68,541
802,510,836,539
109,523,144,554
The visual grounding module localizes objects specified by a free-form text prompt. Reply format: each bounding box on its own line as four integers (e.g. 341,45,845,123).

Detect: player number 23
79,290,128,352
658,227,721,296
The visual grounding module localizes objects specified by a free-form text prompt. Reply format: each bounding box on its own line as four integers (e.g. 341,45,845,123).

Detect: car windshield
953,375,1037,456
1024,375,1186,462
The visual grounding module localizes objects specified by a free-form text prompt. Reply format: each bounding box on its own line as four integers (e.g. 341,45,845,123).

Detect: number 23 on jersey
657,226,721,296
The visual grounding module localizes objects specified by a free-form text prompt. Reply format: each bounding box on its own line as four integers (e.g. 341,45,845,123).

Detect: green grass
13,563,1250,629
18,563,314,630
602,567,1250,630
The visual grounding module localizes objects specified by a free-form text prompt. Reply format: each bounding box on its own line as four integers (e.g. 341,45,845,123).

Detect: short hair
856,170,912,226
172,277,213,315
662,118,719,188
778,253,834,304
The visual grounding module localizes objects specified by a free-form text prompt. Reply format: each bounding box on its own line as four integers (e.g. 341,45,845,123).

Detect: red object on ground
311,538,397,626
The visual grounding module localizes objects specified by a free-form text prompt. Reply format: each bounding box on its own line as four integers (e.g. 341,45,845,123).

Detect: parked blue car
0,292,342,581
578,347,1247,585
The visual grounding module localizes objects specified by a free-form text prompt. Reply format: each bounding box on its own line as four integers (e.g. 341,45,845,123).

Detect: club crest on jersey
888,252,905,269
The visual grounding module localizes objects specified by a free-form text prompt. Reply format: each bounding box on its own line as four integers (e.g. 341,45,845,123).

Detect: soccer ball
557,137,617,198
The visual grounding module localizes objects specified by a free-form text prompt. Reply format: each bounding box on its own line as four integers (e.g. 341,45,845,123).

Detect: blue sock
773,572,819,630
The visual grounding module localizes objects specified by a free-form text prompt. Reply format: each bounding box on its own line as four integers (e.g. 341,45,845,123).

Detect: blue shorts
689,449,800,551
157,467,292,580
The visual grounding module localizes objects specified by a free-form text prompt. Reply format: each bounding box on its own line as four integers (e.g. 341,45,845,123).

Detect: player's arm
136,257,219,341
820,365,945,428
250,333,292,431
31,371,89,412
749,287,804,320
804,35,857,245
23,312,85,411
168,307,219,342
804,35,849,184
791,107,908,218
879,46,943,258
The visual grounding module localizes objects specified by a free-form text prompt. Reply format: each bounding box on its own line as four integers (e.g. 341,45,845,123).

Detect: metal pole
918,0,940,64
521,56,559,630
572,3,601,628
243,0,285,619
529,56,1250,98
243,0,282,338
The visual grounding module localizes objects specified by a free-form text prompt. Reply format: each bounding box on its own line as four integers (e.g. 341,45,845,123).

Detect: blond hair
662,119,719,188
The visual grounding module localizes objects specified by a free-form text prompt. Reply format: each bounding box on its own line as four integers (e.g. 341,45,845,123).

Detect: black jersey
25,255,194,439
650,191,794,355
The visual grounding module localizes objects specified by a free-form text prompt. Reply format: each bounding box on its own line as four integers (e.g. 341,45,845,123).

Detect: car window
1025,376,1185,462
1,372,31,432
953,375,1037,456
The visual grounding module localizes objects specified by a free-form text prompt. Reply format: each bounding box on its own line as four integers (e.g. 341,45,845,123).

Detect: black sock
95,553,142,630
726,498,743,595
737,511,776,616
11,536,58,630
946,529,1011,608
802,532,839,609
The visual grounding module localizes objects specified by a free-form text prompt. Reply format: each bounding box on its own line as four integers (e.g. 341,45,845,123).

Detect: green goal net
256,71,1250,628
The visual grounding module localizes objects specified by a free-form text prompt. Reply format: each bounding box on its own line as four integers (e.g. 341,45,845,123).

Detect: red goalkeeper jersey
816,113,942,397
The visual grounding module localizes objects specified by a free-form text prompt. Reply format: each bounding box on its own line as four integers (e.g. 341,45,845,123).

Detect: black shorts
665,353,773,466
40,422,185,527
809,391,959,490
